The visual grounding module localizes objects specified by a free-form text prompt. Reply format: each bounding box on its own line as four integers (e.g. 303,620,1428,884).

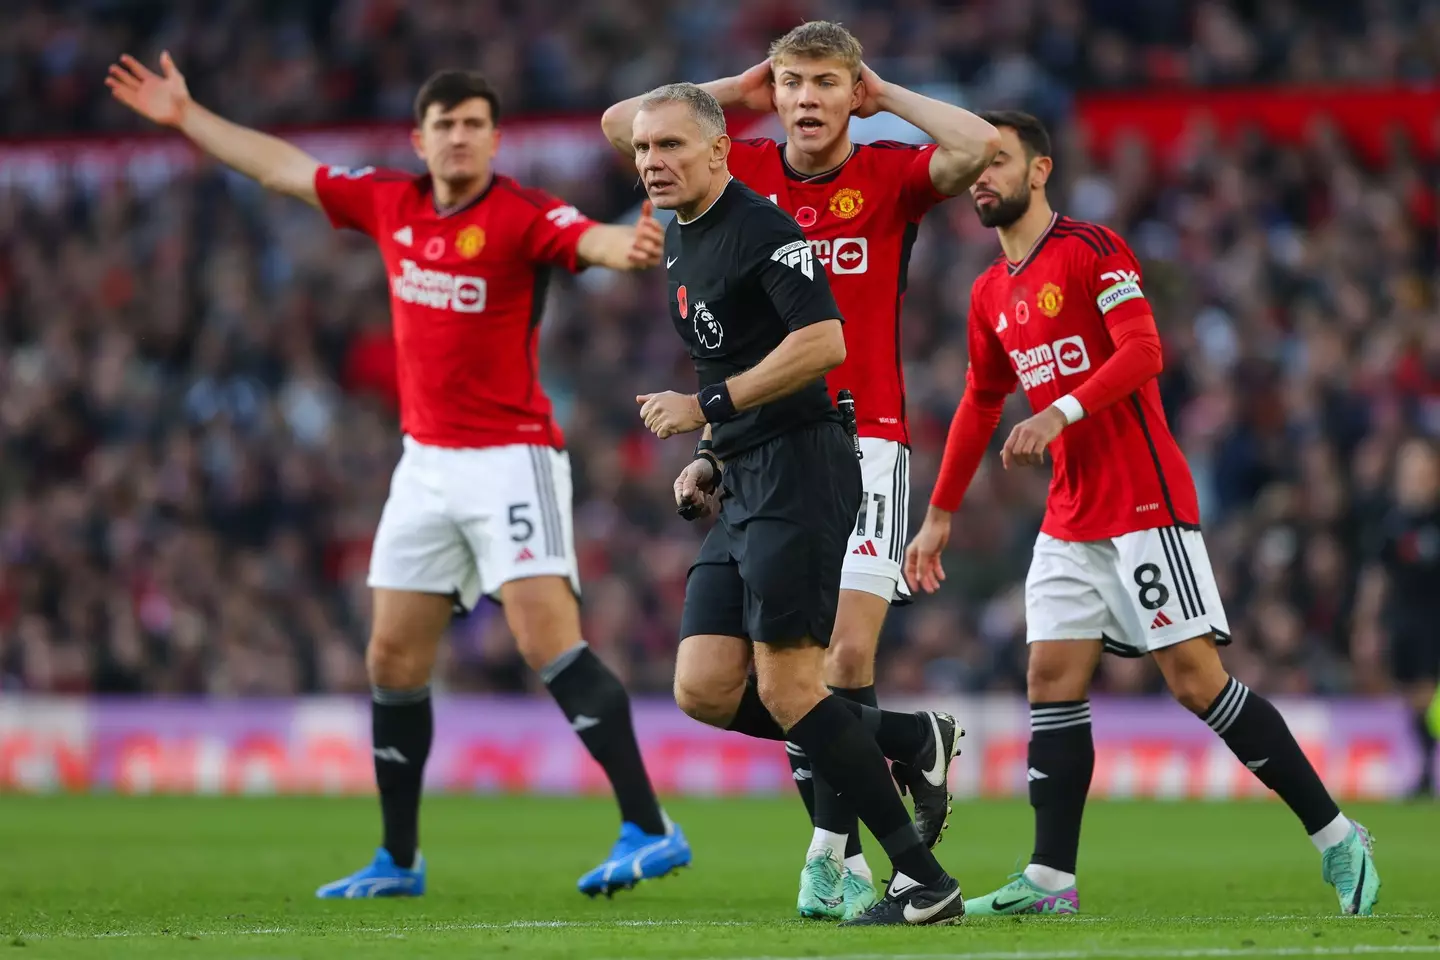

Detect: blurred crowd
2,1,1439,699
3,0,1440,137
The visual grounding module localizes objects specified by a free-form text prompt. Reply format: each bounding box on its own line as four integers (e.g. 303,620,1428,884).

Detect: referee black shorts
680,421,863,647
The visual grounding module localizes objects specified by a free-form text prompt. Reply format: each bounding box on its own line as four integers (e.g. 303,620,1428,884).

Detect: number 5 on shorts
1132,562,1170,610
509,503,535,543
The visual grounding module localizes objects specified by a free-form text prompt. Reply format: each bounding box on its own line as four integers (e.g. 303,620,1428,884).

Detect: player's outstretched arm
854,63,1000,196
106,52,322,208
600,60,774,157
575,201,664,270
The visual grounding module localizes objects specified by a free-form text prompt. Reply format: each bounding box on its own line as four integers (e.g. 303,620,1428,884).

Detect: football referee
629,83,965,927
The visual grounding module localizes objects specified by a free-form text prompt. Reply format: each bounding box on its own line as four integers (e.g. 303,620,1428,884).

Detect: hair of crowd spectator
2,0,1439,697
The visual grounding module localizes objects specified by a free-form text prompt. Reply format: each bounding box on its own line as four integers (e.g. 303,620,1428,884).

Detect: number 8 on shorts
1025,525,1230,655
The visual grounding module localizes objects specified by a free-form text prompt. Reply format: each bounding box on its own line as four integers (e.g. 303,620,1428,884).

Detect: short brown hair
977,110,1052,160
413,70,501,127
768,21,863,79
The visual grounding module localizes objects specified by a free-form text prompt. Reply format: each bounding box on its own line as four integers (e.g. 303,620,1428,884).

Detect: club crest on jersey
795,206,818,229
455,225,485,259
693,299,722,350
1037,282,1064,318
677,284,689,319
829,187,863,220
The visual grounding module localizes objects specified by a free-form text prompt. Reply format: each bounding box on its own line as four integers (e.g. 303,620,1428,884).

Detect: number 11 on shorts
855,493,887,538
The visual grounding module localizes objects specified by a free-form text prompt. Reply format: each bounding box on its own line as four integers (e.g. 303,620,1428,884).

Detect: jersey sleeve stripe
1074,222,1115,255
495,178,555,210
1058,219,1117,256
1054,224,1103,258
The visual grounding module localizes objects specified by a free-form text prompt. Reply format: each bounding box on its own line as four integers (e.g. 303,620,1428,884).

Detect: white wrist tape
1052,393,1086,425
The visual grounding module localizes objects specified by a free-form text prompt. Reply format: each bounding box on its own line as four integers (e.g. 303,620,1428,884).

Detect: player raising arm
107,54,690,900
905,112,1380,917
106,52,658,267
603,22,998,921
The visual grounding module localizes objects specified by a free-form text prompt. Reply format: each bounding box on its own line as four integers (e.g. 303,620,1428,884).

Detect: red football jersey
727,139,948,445
967,214,1199,541
314,165,596,449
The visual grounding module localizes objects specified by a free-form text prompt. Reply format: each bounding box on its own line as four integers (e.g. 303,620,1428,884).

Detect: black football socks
1203,677,1347,845
786,696,946,886
726,678,789,739
1027,700,1094,879
726,677,927,762
813,685,878,860
372,685,433,869
786,739,819,825
543,643,666,837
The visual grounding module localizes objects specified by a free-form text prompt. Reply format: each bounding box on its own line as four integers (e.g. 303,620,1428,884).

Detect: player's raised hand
732,59,776,113
904,507,952,594
636,391,705,439
628,201,664,268
1001,406,1069,470
852,62,889,119
106,51,191,128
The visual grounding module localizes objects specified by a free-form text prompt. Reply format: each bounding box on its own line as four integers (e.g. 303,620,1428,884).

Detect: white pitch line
17,915,1437,941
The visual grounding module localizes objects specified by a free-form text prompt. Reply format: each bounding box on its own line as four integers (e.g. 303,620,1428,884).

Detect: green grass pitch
0,794,1436,959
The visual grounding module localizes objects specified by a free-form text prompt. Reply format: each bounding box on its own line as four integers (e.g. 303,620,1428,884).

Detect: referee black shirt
665,178,843,460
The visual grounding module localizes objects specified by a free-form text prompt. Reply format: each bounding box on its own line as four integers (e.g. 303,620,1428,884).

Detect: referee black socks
786,696,945,886
727,677,927,762
1202,677,1342,836
816,685,878,860
543,643,666,837
727,678,789,740
372,685,433,870
1027,700,1094,876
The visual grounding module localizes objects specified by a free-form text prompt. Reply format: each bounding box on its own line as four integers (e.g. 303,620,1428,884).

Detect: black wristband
694,451,722,484
697,382,737,424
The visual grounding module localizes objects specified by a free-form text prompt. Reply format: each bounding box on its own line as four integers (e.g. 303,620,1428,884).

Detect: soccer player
628,83,965,927
602,21,999,919
904,111,1382,917
106,54,691,898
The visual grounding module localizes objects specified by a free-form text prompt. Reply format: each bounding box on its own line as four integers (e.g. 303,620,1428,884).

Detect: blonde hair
768,21,863,79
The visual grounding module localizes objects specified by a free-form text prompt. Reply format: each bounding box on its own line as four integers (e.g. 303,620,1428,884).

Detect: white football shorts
368,438,579,612
841,437,912,604
1025,526,1230,655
